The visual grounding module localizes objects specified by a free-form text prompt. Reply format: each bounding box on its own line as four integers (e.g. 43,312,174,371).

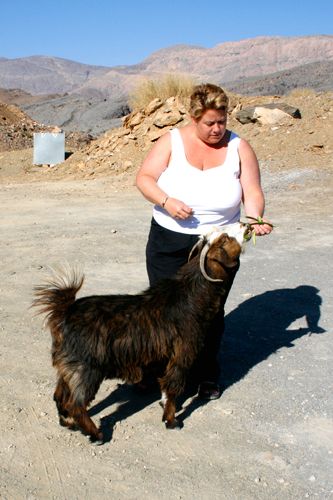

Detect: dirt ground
0,139,333,499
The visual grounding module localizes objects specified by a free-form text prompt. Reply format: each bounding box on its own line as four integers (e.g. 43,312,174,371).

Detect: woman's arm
136,132,193,219
136,132,172,207
239,139,273,235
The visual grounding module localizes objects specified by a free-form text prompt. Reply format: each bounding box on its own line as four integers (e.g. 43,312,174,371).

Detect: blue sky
1,0,332,67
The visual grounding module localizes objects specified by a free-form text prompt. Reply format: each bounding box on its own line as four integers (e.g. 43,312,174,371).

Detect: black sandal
198,381,222,400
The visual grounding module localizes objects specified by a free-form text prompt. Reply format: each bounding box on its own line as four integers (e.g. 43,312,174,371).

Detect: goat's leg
72,368,104,442
160,390,180,429
70,404,103,443
58,367,104,442
54,376,77,429
159,362,187,429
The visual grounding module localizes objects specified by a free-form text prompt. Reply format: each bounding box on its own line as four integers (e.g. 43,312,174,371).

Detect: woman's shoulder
178,124,195,137
154,129,172,147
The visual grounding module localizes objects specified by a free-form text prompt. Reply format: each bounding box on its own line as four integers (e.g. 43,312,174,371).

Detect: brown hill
0,87,63,105
0,56,109,95
126,36,333,81
68,35,333,97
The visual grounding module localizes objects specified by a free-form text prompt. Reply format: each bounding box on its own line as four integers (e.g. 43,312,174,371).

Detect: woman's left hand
252,221,273,235
247,216,274,236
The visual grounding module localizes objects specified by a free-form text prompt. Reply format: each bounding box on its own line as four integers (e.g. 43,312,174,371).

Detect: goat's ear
210,235,241,268
219,246,240,268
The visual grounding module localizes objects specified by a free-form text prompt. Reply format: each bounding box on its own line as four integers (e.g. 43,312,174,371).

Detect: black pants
146,218,238,383
146,218,200,286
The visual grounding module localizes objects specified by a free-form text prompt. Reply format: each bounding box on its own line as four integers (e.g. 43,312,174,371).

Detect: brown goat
32,223,250,443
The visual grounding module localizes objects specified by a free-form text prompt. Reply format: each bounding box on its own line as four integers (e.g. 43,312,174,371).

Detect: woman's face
194,108,227,145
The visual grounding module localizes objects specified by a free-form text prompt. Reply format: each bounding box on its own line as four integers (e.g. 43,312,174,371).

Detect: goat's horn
199,243,224,282
188,239,203,262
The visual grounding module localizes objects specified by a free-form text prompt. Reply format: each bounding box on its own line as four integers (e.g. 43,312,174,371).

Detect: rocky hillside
1,89,331,186
0,101,94,152
61,90,333,181
225,61,333,96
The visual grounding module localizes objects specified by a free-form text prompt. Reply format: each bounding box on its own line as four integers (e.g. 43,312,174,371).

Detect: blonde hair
189,83,229,119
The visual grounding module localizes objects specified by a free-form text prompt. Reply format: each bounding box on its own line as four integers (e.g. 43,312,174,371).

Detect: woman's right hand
164,197,193,220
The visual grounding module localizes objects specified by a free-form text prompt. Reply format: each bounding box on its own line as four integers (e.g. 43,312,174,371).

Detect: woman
136,83,272,399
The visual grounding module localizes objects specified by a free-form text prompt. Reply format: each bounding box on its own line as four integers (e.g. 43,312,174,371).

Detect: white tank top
153,128,242,234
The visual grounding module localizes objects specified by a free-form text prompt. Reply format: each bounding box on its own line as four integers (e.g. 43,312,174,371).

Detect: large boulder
235,102,301,125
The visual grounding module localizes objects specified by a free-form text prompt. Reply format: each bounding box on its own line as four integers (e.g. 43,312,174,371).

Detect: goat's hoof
89,431,104,445
59,415,78,430
165,419,182,430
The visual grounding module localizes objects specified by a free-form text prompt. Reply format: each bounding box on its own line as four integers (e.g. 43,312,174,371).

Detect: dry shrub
287,88,316,98
129,74,196,111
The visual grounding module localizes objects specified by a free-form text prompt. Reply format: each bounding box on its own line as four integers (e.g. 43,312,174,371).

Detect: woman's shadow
219,284,325,388
180,285,325,421
89,285,325,441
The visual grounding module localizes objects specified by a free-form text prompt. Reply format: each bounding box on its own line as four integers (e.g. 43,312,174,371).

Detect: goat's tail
32,265,84,344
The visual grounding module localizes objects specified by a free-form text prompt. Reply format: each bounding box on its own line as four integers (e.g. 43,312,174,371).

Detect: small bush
287,88,316,98
129,74,196,110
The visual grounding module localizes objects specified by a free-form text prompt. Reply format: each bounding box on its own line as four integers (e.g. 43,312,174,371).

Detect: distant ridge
1,35,332,135
0,35,332,96
0,56,110,94
225,60,333,95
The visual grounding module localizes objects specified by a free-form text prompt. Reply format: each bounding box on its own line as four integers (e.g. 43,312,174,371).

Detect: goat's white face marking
203,223,247,247
160,391,167,408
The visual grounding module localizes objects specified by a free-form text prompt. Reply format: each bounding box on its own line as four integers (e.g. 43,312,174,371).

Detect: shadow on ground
89,284,326,442
219,284,325,387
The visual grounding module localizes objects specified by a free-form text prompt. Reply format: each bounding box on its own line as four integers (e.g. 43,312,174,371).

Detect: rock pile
0,101,40,152
64,96,190,178
63,90,333,183
1,90,332,184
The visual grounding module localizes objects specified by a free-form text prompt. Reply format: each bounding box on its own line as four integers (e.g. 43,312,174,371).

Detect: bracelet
161,196,169,208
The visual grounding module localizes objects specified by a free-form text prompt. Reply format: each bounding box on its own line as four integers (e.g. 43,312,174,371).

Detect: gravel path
0,167,332,499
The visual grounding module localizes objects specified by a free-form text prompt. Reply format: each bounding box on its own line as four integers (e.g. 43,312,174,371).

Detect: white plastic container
33,132,65,165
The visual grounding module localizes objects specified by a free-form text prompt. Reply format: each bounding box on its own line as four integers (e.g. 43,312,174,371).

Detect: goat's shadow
89,285,325,442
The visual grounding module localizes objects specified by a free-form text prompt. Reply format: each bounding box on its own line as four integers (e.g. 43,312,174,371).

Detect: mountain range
1,35,332,134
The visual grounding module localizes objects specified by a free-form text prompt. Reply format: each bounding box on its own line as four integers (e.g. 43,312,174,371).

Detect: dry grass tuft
129,74,196,110
287,88,316,98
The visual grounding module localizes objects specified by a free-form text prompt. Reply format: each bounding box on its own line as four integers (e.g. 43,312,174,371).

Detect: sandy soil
0,150,333,499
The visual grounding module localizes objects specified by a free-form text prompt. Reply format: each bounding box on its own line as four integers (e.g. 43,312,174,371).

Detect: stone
235,102,301,125
235,107,257,124
253,107,295,125
125,111,144,129
145,98,163,116
153,110,183,128
234,102,301,124
148,129,166,142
